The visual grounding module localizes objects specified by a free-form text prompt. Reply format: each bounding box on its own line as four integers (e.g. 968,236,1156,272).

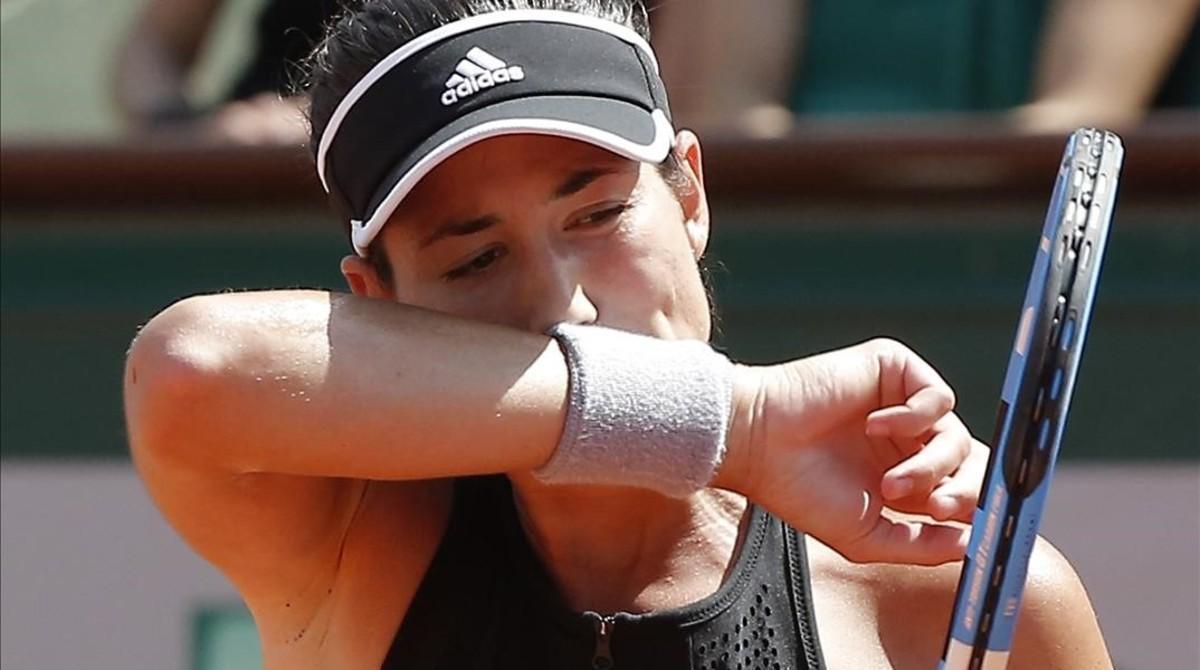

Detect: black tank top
383,476,827,669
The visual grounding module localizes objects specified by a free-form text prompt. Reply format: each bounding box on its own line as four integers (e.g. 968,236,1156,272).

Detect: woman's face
342,131,715,341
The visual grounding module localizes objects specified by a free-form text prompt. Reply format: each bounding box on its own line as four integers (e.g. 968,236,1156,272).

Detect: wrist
135,93,200,126
713,364,764,496
534,324,736,498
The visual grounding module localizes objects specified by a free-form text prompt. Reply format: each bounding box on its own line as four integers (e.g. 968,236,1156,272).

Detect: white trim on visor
317,9,660,192
349,108,674,256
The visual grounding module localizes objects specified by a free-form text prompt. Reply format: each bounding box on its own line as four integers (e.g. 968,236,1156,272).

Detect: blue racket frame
940,129,1124,670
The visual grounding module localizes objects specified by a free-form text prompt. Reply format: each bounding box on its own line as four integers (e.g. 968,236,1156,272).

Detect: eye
444,246,506,281
567,204,628,231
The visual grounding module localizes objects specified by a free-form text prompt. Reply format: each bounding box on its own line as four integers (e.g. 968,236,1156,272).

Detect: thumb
839,517,969,566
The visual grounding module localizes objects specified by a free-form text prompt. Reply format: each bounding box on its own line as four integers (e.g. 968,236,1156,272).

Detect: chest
804,538,953,670
807,577,894,670
259,490,946,670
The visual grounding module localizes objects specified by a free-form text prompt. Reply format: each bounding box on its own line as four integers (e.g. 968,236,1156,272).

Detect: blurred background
1,0,1197,668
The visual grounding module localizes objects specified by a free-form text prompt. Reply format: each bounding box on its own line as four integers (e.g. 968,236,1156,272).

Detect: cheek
389,261,505,323
588,211,711,339
398,279,523,327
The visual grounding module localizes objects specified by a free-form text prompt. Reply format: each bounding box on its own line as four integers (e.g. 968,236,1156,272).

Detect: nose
522,251,598,333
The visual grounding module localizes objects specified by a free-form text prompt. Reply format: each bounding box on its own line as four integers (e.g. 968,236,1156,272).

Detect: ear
340,254,395,299
673,130,711,261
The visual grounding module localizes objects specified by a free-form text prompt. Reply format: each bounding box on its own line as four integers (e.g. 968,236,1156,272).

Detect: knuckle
865,337,907,358
969,440,991,462
930,499,956,521
937,480,969,500
928,387,956,415
942,387,958,411
949,487,975,503
909,463,938,483
863,338,916,380
952,428,972,458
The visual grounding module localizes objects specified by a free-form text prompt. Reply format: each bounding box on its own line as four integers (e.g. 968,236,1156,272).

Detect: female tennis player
123,1,1112,668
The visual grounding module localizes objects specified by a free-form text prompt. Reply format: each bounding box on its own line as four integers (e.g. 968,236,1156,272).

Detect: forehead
395,135,640,211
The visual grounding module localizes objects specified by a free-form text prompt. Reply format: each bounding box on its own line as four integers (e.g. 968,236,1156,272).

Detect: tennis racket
940,128,1124,670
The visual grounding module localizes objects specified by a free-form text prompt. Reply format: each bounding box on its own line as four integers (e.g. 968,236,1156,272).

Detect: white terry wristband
534,323,735,498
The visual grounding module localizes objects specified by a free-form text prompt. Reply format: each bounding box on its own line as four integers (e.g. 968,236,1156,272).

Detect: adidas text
441,66,525,106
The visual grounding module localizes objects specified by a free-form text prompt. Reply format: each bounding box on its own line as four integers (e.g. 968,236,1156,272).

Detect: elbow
123,295,232,464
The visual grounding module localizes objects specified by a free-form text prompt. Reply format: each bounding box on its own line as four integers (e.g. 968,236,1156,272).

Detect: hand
721,338,986,565
885,433,989,526
201,93,309,146
1010,98,1141,134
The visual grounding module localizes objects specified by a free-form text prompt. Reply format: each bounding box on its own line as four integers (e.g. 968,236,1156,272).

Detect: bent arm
112,0,223,125
653,0,801,136
125,290,567,480
127,291,987,568
1020,0,1200,129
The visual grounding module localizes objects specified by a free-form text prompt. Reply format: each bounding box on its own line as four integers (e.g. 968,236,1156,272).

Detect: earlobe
340,255,393,299
685,211,710,262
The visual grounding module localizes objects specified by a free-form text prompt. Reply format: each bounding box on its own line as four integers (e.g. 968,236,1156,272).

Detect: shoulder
871,535,1112,669
805,533,1112,669
1002,536,1113,669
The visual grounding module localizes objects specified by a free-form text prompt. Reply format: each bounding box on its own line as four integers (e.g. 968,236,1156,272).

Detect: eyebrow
551,166,621,200
418,165,624,249
419,214,500,249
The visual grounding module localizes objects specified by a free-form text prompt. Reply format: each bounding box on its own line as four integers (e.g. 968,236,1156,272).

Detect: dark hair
304,0,687,281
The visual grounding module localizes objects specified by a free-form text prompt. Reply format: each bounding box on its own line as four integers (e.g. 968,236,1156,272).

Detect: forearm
125,291,567,480
114,35,193,123
113,0,223,123
1031,0,1200,117
654,0,801,132
709,0,801,111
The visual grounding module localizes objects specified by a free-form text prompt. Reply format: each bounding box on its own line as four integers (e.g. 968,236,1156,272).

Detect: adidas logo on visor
442,47,525,106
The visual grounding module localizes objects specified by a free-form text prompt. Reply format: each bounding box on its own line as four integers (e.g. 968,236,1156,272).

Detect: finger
897,349,956,410
880,415,972,500
886,469,980,522
866,429,921,471
840,516,969,566
878,486,941,516
865,385,955,438
928,483,978,523
926,438,990,521
875,343,908,408
883,492,967,523
868,338,955,405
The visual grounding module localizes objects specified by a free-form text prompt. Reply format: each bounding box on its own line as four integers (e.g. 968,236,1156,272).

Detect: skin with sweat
125,130,1113,669
337,132,1111,669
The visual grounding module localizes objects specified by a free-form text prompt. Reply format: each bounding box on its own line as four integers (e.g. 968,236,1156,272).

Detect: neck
507,473,750,614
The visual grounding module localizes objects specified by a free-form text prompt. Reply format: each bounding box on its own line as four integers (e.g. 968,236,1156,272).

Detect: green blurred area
0,0,260,139
2,200,1197,462
1,0,1197,461
4,0,1195,139
192,605,261,670
795,0,1048,113
1,0,1050,138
